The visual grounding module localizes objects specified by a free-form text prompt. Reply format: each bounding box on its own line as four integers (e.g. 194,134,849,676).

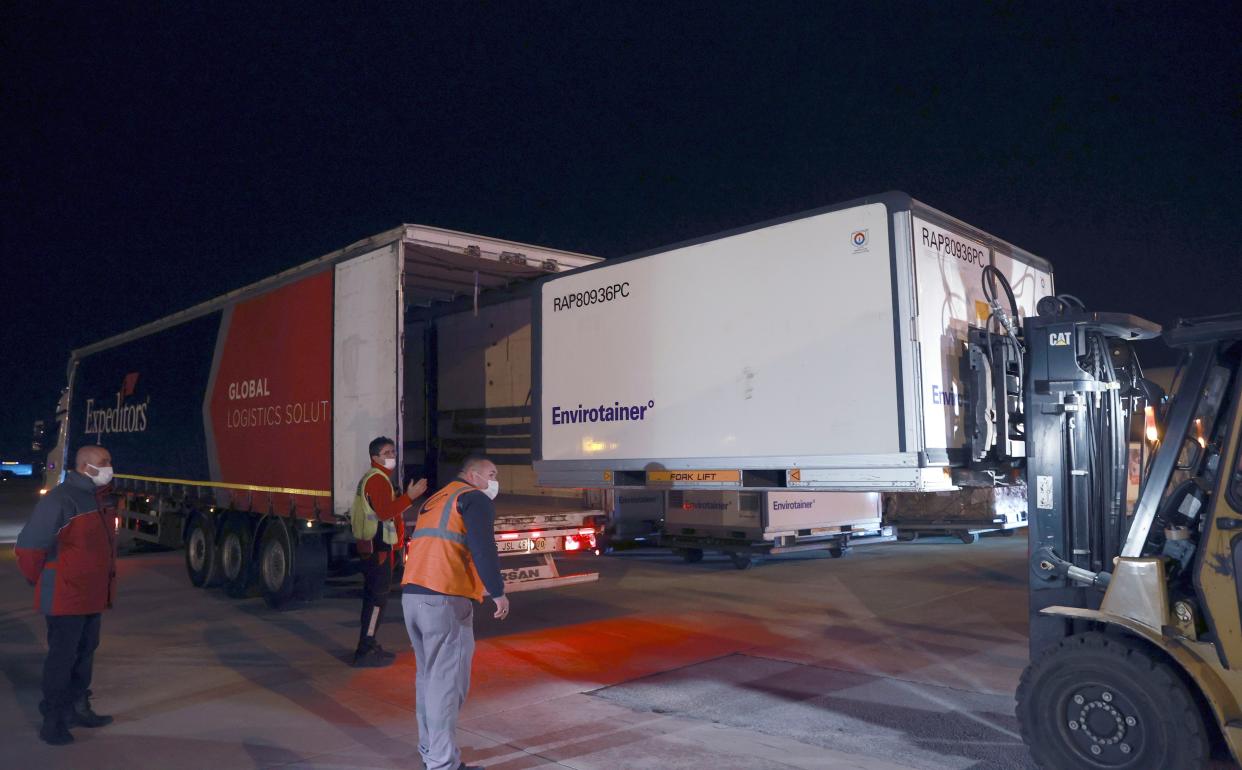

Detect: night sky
2,2,1239,456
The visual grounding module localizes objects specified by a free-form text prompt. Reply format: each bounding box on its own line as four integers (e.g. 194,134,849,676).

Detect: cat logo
1049,332,1072,347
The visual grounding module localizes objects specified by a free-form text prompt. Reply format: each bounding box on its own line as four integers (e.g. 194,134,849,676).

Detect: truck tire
259,521,295,609
957,531,979,544
220,516,257,598
1016,632,1211,770
828,544,850,558
680,548,704,564
185,515,221,588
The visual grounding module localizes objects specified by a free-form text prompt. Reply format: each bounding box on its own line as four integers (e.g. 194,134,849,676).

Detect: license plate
499,538,533,553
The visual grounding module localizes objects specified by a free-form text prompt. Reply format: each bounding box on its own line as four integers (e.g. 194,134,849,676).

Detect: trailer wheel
680,548,704,564
729,553,759,570
958,532,979,545
220,517,256,598
1016,632,1210,770
185,515,221,588
259,522,295,609
896,530,918,542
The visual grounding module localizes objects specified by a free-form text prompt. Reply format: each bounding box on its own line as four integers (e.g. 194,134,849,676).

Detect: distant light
1144,406,1159,443
39,488,49,495
305,520,313,528
1,461,17,465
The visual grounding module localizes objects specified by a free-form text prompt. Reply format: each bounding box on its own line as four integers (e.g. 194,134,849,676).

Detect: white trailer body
532,192,1053,493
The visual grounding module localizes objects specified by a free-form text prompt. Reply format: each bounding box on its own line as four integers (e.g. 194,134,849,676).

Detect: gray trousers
402,593,475,770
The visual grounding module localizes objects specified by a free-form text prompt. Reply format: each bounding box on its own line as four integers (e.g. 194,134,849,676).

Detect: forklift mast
971,305,1242,660
1020,308,1160,657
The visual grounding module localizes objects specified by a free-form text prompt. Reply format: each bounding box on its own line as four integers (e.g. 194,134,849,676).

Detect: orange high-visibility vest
402,480,486,601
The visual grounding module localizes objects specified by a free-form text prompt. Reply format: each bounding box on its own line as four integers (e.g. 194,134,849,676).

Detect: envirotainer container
532,192,1054,493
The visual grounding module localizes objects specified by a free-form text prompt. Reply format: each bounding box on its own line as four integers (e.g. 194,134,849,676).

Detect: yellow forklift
963,291,1242,767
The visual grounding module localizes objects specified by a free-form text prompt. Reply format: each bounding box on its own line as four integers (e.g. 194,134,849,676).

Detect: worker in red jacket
16,445,119,745
350,436,426,667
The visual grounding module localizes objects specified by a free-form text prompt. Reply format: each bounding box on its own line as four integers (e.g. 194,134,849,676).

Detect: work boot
39,709,73,746
352,640,395,668
70,693,113,728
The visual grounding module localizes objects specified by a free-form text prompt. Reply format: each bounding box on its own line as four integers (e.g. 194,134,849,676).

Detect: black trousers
42,613,102,714
358,551,391,646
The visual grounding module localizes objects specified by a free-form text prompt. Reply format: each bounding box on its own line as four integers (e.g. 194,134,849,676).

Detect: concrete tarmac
0,484,1230,769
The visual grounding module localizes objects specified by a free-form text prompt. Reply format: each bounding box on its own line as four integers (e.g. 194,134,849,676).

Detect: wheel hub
223,534,241,579
263,541,287,591
1064,686,1141,764
188,529,206,571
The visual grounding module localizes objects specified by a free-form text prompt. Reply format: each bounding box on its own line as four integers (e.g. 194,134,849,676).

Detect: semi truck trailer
42,225,606,606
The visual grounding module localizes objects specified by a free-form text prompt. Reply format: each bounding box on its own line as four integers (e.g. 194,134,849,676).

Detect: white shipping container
533,192,1053,492
664,490,882,543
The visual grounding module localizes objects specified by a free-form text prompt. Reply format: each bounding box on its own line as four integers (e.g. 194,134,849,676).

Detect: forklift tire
258,522,295,609
896,530,918,542
220,516,257,598
729,553,759,570
957,532,979,544
680,548,704,564
184,515,221,588
1016,632,1211,770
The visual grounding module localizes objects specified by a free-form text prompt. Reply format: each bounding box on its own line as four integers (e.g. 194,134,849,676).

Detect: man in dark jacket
16,445,119,745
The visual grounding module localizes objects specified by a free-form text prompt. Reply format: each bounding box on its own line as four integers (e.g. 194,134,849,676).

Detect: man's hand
492,595,510,620
406,478,428,499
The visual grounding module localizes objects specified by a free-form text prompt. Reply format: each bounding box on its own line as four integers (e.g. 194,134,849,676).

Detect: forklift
963,278,1242,768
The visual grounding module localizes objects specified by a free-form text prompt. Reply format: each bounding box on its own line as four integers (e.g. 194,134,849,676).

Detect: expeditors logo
84,372,150,441
851,229,869,253
551,399,655,426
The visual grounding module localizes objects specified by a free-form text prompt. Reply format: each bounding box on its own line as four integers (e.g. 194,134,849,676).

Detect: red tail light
565,532,598,552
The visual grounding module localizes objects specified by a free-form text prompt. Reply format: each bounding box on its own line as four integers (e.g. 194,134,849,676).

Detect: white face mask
381,458,397,470
483,479,499,500
86,463,113,487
